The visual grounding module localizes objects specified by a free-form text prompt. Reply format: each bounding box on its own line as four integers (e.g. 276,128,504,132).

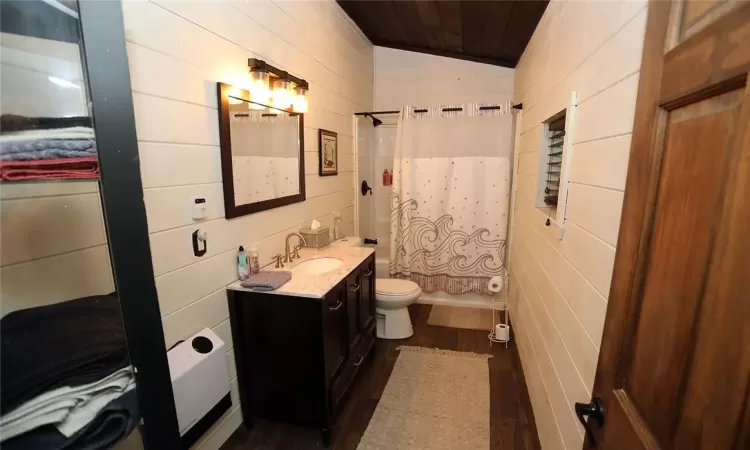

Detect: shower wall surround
121,1,373,448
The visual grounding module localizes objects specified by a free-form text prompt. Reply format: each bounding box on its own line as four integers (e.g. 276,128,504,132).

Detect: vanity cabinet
227,253,376,446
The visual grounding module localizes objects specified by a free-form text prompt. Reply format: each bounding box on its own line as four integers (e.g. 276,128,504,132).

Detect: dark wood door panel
323,285,347,381
661,10,750,105
625,88,744,444
670,85,750,450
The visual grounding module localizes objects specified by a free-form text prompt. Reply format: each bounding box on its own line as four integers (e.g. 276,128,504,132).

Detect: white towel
0,127,95,142
0,367,134,442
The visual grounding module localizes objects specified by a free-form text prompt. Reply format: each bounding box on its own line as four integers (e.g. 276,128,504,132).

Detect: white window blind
544,116,565,206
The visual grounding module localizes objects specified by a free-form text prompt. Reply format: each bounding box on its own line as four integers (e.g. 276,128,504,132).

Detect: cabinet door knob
328,300,343,311
353,354,364,366
350,283,361,292
363,270,373,276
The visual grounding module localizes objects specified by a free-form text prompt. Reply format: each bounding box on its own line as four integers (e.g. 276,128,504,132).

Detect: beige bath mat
427,305,494,331
357,346,491,450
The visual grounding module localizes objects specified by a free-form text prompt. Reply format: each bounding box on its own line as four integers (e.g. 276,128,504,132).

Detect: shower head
365,113,383,127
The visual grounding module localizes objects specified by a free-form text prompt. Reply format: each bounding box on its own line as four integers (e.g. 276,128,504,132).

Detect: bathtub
373,256,494,309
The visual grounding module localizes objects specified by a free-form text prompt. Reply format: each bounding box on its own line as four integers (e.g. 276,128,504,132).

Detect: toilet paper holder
488,272,510,348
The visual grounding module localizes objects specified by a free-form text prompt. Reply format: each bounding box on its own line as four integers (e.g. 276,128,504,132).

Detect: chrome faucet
284,233,307,263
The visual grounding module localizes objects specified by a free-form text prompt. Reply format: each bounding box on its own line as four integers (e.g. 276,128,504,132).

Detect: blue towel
0,149,96,161
0,139,96,161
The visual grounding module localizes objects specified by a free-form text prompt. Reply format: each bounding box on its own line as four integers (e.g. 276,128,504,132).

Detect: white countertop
227,246,375,298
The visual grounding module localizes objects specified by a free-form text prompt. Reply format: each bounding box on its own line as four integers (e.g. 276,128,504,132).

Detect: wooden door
582,1,750,449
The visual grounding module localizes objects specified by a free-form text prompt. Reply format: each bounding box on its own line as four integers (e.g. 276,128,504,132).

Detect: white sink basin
292,257,343,275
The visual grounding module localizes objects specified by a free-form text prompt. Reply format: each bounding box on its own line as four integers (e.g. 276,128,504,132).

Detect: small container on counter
237,246,249,280
248,244,260,275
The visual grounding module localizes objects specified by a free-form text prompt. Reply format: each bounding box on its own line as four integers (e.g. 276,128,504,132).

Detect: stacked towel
0,157,99,181
0,138,96,161
0,114,92,132
2,390,140,450
0,115,98,180
0,294,139,448
240,271,293,291
0,367,135,441
1,294,129,413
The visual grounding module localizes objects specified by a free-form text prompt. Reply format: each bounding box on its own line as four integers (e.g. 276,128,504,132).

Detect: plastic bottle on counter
333,212,343,240
237,246,249,280
248,244,260,275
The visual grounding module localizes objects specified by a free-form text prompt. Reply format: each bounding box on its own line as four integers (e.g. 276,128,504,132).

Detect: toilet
330,237,421,339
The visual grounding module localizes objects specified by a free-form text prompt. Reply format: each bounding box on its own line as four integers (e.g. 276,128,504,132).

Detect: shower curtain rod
354,104,522,116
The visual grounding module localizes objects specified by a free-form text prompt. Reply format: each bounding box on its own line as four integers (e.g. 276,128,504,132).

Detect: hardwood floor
220,304,541,450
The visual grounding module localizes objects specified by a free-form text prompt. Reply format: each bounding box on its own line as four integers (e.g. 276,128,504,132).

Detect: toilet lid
376,278,420,296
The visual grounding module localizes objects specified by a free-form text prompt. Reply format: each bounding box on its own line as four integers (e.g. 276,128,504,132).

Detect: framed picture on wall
318,129,338,176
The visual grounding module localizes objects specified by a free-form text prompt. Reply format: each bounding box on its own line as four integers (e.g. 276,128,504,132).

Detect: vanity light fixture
248,58,308,113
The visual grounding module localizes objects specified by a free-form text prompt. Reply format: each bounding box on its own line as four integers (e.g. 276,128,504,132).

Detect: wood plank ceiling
337,0,549,68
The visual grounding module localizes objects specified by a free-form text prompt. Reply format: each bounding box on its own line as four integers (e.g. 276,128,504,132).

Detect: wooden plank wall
508,1,648,449
120,1,373,448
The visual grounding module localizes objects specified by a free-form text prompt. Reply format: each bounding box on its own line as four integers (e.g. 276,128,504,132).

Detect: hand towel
1,294,128,414
240,271,292,291
2,389,140,450
0,138,95,158
0,157,99,181
0,114,92,132
0,368,134,441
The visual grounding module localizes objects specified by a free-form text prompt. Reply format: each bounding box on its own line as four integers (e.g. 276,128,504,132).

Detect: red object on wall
383,169,390,186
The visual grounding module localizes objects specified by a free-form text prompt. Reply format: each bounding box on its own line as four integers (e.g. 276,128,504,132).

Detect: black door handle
575,397,605,447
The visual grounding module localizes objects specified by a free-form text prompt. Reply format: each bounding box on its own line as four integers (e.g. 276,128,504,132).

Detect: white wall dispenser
167,327,231,448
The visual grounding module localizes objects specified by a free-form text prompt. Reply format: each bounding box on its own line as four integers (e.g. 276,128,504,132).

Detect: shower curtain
389,103,513,295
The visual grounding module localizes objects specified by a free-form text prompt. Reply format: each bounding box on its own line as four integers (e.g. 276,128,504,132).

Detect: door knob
575,397,605,447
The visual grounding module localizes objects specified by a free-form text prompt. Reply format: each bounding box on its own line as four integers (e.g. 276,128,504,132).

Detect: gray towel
0,139,95,155
240,271,292,291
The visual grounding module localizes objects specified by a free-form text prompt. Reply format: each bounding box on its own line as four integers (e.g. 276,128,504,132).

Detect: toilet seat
375,279,420,299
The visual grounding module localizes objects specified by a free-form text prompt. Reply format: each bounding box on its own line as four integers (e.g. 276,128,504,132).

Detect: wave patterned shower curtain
389,103,513,295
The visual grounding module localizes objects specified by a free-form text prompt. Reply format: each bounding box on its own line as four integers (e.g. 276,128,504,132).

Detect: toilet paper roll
495,324,510,341
488,276,504,293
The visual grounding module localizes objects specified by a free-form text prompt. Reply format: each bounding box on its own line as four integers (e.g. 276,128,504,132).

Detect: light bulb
249,70,271,106
271,80,292,110
293,87,308,113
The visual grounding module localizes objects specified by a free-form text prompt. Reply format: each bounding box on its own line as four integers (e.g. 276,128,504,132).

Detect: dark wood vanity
227,253,376,446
